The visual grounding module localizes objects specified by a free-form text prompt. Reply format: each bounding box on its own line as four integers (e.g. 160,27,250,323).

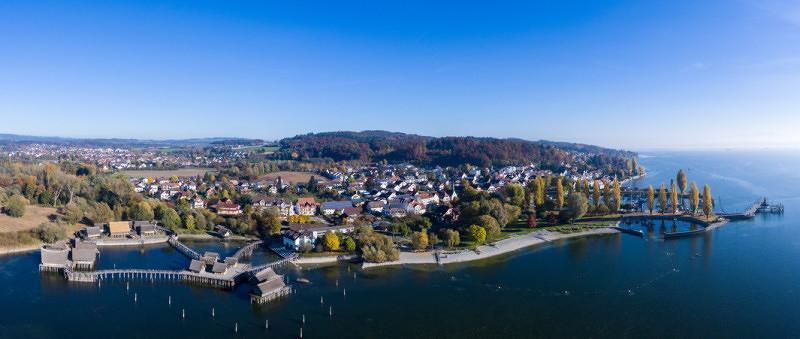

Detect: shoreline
362,227,619,269
0,243,41,256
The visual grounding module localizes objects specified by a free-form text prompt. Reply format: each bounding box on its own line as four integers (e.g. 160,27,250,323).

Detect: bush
4,194,27,218
411,231,429,251
344,237,356,252
34,223,66,243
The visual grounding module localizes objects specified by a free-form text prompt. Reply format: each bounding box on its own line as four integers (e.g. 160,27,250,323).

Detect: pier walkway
167,236,201,260
230,240,263,261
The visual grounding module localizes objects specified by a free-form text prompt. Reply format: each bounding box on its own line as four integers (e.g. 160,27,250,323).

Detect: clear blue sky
1,0,799,149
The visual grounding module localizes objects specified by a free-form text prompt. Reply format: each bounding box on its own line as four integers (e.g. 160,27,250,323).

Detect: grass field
0,205,60,233
122,167,216,178
261,171,328,184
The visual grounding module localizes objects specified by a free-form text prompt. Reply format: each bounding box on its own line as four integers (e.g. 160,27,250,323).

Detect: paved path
363,227,619,269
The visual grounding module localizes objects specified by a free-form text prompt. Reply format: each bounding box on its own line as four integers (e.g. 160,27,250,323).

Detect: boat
295,277,311,284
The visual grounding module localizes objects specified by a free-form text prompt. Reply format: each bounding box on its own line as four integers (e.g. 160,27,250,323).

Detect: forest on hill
275,131,635,173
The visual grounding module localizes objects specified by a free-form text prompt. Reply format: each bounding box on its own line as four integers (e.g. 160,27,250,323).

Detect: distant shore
363,227,619,269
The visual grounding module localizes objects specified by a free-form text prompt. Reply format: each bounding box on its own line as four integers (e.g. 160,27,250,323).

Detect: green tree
689,182,700,214
658,184,668,213
503,184,526,208
467,225,486,245
411,231,429,251
130,201,154,221
566,192,589,221
555,177,565,210
160,208,181,230
702,184,714,219
344,237,356,252
34,222,66,243
4,194,27,218
323,231,340,251
89,202,114,224
646,185,655,215
182,213,196,230
477,215,501,240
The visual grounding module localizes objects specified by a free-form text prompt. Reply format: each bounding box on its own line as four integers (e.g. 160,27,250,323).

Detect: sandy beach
362,227,619,269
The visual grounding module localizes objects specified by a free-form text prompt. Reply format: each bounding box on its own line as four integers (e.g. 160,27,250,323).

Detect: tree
527,211,537,228
467,225,486,245
702,184,713,219
182,213,196,230
477,215,501,240
658,184,668,213
441,229,460,248
344,237,357,252
411,231,429,251
130,201,154,221
603,179,612,210
4,194,27,218
62,202,84,224
503,184,526,207
646,185,655,215
670,182,679,214
555,177,564,210
592,180,601,210
689,182,700,214
35,222,66,243
533,176,546,207
566,192,589,221
89,202,114,224
323,231,340,251
612,178,621,212
269,215,282,236
677,169,687,207
161,208,181,230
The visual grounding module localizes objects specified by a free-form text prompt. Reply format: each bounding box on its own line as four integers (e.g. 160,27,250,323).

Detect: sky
1,0,799,150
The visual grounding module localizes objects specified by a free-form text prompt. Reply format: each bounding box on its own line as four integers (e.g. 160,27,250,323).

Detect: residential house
320,200,352,215
295,197,318,216
283,223,354,251
213,200,242,216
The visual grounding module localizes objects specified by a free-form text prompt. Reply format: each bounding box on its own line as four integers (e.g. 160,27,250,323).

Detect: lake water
2,150,800,338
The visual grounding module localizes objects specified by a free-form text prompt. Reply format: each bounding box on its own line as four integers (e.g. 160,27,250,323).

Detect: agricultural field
122,167,216,178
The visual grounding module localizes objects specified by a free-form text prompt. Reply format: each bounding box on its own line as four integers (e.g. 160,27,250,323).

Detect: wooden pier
230,240,263,261
167,236,201,260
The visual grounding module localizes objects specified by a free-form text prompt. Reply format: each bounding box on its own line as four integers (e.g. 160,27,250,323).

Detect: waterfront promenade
363,227,619,269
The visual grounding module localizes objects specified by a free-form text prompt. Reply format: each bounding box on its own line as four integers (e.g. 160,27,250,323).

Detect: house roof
83,226,102,236
321,200,352,210
107,221,131,234
296,197,317,206
40,246,69,266
254,277,286,296
211,262,228,274
188,259,205,273
71,248,97,263
254,267,279,282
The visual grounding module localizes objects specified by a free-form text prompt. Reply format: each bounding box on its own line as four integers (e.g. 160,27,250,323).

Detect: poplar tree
592,180,601,210
677,169,687,207
534,176,545,207
612,178,621,212
702,184,714,219
555,177,564,210
603,179,612,210
670,182,679,214
646,185,655,215
689,182,700,214
658,184,668,213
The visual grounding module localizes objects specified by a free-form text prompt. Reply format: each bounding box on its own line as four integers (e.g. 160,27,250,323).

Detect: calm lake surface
2,150,800,338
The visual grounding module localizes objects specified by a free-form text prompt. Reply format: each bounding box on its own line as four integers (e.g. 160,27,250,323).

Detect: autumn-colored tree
534,176,545,207
555,177,564,210
323,231,340,251
467,225,486,245
602,179,612,210
527,211,537,228
411,231,429,251
677,169,687,207
343,237,357,252
592,180,601,210
670,182,679,214
702,184,714,219
130,201,154,221
658,184,668,213
646,185,655,215
689,182,700,214
161,208,181,230
612,178,621,212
